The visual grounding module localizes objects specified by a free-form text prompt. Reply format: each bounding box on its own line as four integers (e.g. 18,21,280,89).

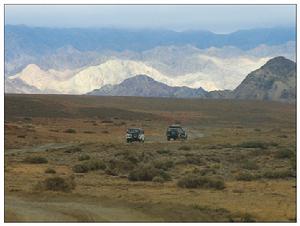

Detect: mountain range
88,57,296,103
5,25,295,76
4,25,296,102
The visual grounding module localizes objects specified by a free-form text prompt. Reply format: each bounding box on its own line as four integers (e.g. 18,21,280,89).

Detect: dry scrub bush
64,147,82,153
177,174,225,190
78,154,90,161
73,164,89,173
24,156,48,164
236,169,294,181
236,172,258,181
37,176,75,192
128,165,171,181
153,159,174,171
73,160,106,173
237,141,268,149
64,128,76,133
262,169,293,179
275,149,295,159
156,149,171,155
152,176,166,183
241,160,259,170
179,145,191,151
45,168,56,174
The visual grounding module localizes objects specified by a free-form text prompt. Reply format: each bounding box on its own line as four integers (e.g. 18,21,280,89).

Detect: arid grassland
4,94,296,222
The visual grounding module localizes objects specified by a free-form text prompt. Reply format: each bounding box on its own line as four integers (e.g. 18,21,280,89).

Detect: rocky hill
88,74,207,98
89,56,296,103
233,56,296,102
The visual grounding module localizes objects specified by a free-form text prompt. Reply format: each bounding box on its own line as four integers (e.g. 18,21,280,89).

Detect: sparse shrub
179,145,191,151
17,135,26,138
85,160,106,171
64,128,76,133
45,168,56,174
290,155,296,171
237,141,268,149
152,176,165,183
157,149,171,155
106,159,135,175
184,156,203,165
102,120,113,123
191,205,230,216
153,160,174,171
78,154,90,161
23,117,32,121
210,163,221,169
105,168,118,176
128,165,171,181
254,128,261,132
262,170,293,179
206,144,233,149
240,213,256,222
207,145,218,149
198,168,217,176
236,172,258,181
241,160,259,170
64,147,82,153
269,142,279,147
38,176,75,192
117,151,140,164
114,121,126,126
275,149,295,159
128,166,158,181
177,174,225,190
24,156,48,164
207,157,221,163
140,151,154,162
102,130,109,134
83,131,96,134
73,164,89,173
278,135,288,138
158,170,171,181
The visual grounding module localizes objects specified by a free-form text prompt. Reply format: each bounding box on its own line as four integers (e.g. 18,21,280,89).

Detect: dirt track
5,195,157,222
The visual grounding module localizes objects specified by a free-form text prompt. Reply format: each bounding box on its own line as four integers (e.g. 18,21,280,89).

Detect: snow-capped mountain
6,55,270,94
4,26,295,95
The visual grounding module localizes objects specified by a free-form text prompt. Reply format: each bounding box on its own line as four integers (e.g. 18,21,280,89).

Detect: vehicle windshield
127,129,140,133
168,127,184,133
168,128,178,132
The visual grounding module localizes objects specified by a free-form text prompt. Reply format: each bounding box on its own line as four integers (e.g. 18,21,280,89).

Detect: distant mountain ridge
88,56,296,103
6,56,271,93
88,75,207,98
5,25,295,75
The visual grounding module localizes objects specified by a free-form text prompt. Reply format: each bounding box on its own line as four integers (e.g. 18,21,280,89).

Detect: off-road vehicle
126,128,145,143
166,125,187,141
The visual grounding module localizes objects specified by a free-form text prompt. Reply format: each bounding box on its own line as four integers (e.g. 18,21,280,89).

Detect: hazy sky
5,5,296,33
